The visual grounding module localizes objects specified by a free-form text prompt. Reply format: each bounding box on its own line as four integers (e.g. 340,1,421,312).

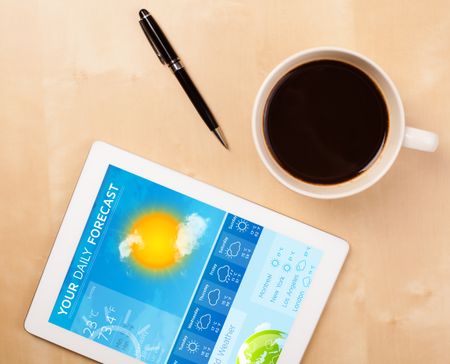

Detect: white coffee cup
252,47,438,199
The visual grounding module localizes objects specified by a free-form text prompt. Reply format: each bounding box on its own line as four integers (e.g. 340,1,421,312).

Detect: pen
138,9,229,149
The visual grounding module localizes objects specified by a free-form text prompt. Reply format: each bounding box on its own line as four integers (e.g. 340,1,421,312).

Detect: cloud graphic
254,322,271,332
217,265,231,283
119,233,142,259
175,213,208,257
207,289,220,306
196,314,211,331
226,241,241,258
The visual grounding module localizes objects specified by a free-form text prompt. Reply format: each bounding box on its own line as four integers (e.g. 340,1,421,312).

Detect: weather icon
303,276,311,287
217,265,231,283
208,288,221,306
196,314,211,331
186,340,199,354
296,260,306,272
226,241,241,258
119,212,207,271
235,219,249,233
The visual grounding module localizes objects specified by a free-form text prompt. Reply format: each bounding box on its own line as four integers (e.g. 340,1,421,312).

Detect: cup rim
252,46,405,199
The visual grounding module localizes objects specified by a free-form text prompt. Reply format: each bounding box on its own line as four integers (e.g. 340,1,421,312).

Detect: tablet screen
49,165,322,364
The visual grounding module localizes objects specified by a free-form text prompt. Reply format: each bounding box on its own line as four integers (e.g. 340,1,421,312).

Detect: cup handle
402,126,439,152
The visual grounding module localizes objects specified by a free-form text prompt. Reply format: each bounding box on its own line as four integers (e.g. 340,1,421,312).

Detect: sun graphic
129,212,180,269
119,211,208,271
236,219,249,233
186,340,199,354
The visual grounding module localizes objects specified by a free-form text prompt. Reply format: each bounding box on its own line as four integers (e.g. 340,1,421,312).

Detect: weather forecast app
49,165,322,364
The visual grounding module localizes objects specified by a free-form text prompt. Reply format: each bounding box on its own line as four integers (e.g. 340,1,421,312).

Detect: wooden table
1,1,449,363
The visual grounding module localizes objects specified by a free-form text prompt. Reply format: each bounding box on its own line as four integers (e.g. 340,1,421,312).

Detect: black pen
138,9,229,149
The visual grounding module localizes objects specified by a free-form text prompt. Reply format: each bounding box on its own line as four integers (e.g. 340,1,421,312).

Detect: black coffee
264,60,388,185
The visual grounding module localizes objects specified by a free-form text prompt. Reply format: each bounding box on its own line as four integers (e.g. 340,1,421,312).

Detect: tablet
25,141,348,364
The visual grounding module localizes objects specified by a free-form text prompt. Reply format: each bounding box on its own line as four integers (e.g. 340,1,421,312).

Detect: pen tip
212,127,229,150
139,9,149,19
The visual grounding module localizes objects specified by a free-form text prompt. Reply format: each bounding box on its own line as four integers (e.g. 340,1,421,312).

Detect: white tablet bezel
25,141,348,364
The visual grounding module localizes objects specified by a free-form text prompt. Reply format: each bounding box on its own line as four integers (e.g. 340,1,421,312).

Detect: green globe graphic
236,329,287,364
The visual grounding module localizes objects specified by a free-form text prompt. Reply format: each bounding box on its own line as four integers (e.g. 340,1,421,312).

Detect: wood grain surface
1,1,449,363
